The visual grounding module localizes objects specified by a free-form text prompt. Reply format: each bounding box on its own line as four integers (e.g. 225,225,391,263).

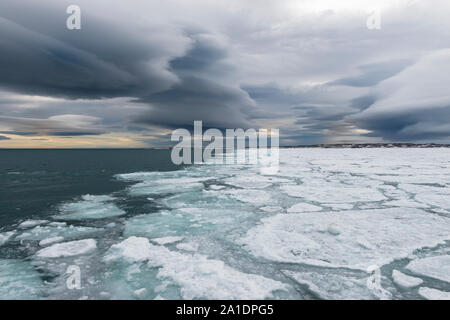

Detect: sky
0,0,449,148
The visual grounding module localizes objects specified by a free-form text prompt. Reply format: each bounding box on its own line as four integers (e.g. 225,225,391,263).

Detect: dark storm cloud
349,49,450,141
0,0,449,145
133,34,258,129
0,0,188,99
0,135,11,140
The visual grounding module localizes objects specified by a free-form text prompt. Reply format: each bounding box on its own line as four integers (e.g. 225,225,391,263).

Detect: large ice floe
239,208,450,270
0,148,449,299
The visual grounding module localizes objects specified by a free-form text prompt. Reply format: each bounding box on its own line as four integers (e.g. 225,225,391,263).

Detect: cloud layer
0,0,449,146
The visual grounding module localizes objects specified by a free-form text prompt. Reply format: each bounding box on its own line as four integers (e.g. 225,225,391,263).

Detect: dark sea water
0,149,179,227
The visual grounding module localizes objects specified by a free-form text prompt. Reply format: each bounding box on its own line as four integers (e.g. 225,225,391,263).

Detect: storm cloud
0,0,449,146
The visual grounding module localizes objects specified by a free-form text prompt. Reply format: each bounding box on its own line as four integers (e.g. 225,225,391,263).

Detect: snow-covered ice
36,239,97,258
287,202,322,213
418,287,450,300
58,195,125,220
392,270,423,288
406,255,450,283
18,220,48,229
239,208,450,270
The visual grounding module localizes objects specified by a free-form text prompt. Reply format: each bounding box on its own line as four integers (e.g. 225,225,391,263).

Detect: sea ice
16,224,100,241
36,239,97,258
392,270,423,288
105,237,289,300
287,203,322,213
39,236,64,246
283,270,377,300
240,208,450,270
0,259,42,299
59,195,125,220
280,184,386,203
260,206,283,213
104,236,153,263
222,189,272,206
418,287,450,300
151,236,184,245
176,242,199,252
18,220,48,229
406,255,450,283
0,231,14,246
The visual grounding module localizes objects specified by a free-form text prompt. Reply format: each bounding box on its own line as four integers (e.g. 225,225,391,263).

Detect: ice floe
39,236,64,247
418,287,450,300
0,231,14,246
406,255,450,283
58,195,125,220
36,239,97,258
240,208,450,270
18,220,48,229
392,270,423,288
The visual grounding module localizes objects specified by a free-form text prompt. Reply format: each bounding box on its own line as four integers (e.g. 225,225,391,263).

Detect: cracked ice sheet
239,208,450,270
280,184,386,203
223,175,291,189
406,255,450,283
104,237,289,300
